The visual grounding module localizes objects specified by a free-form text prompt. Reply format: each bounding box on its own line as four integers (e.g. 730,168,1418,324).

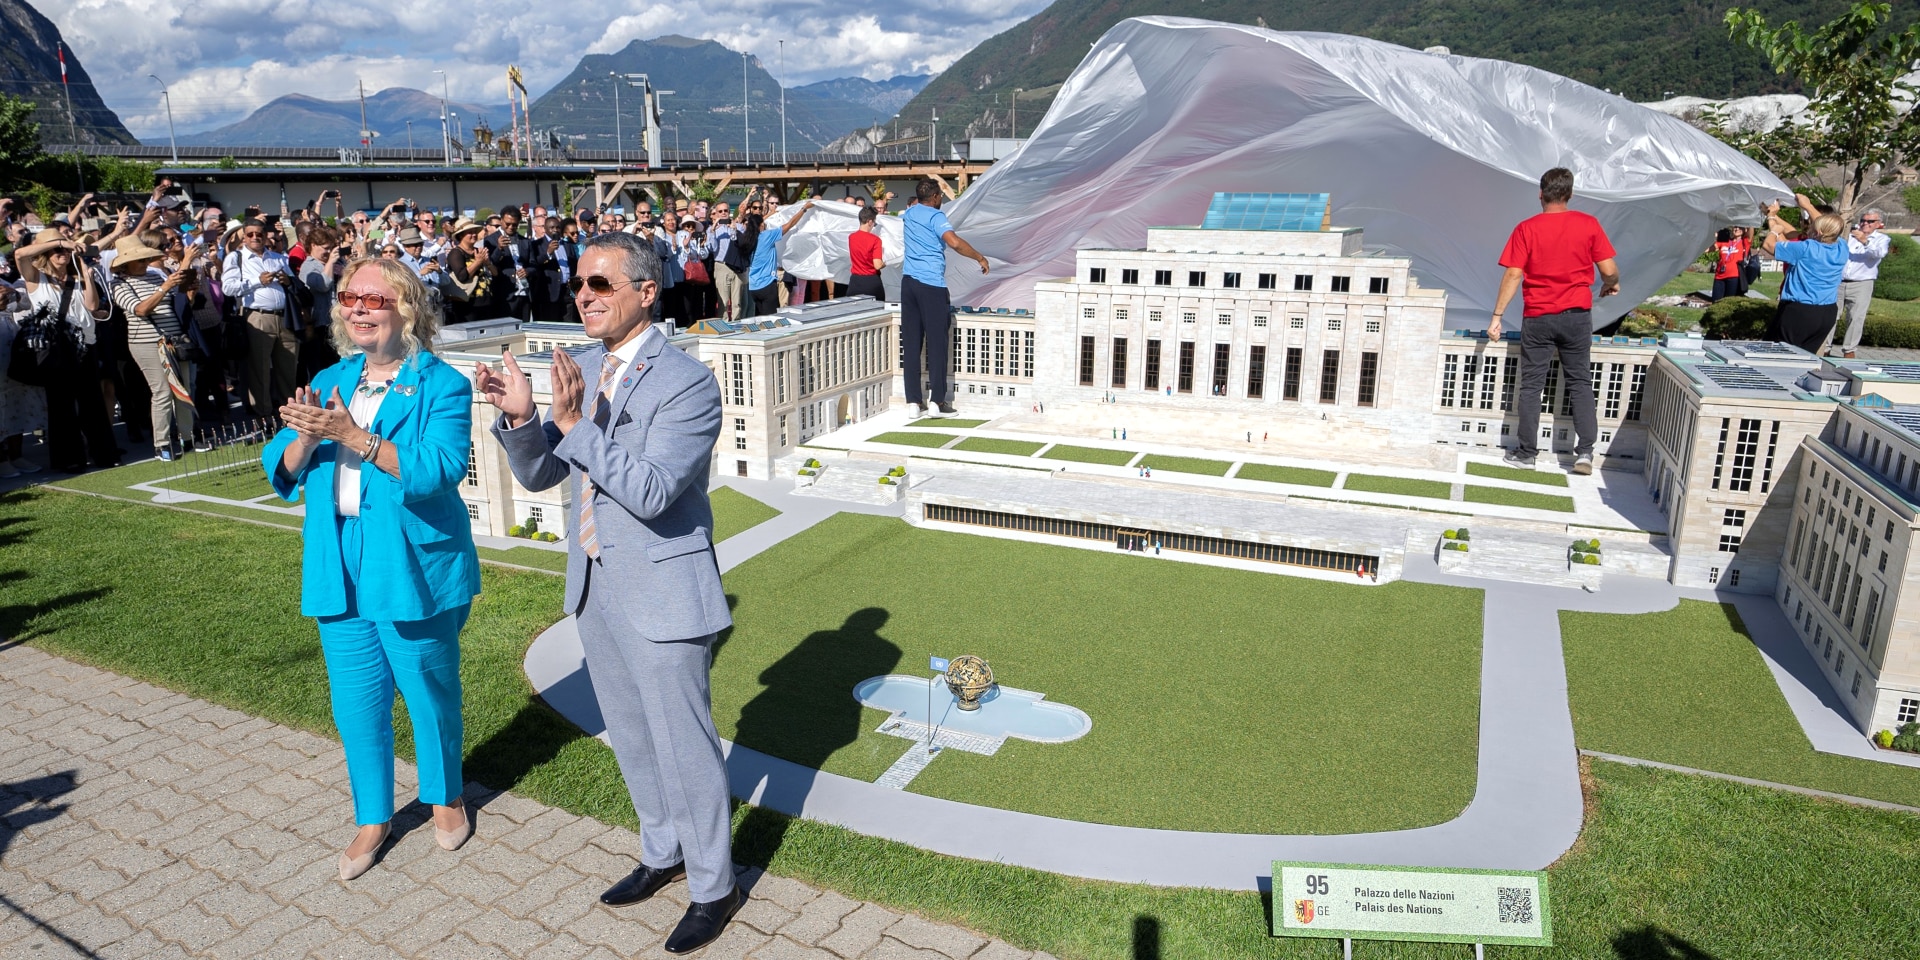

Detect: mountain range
892,0,1920,149
526,35,929,156
178,87,502,150
0,0,136,145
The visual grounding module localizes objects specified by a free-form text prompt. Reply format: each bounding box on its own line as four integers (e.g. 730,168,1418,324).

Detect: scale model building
432,192,1919,739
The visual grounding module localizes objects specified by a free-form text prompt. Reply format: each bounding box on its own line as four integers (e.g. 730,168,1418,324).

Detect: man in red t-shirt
846,206,887,301
1489,167,1620,475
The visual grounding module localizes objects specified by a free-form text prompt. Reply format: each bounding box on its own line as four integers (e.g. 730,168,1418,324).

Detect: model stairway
793,458,904,506
1451,532,1593,589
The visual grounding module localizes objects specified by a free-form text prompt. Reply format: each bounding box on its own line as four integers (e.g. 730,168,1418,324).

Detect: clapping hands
476,350,539,429
280,386,361,445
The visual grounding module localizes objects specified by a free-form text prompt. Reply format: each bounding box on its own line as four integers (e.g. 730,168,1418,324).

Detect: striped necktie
575,357,623,561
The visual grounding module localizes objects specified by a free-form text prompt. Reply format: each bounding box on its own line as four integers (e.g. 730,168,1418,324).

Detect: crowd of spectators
0,181,900,476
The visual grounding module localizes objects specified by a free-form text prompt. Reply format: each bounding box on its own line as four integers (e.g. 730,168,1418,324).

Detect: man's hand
975,255,990,275
1487,316,1503,341
476,349,537,428
1599,279,1621,298
547,349,586,435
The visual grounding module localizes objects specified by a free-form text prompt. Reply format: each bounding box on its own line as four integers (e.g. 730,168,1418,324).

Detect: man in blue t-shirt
899,179,989,417
746,199,816,319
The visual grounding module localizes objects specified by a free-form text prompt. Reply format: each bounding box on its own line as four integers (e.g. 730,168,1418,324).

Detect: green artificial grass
1462,485,1578,513
1562,600,1920,807
6,490,1919,958
909,418,990,429
476,546,569,573
952,437,1047,457
1342,474,1454,499
1137,455,1234,476
713,514,1481,834
710,486,780,542
1233,463,1339,487
868,431,959,448
1039,444,1138,466
1465,461,1570,487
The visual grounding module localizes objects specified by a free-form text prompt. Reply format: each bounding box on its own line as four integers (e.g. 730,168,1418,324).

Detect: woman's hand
279,386,365,447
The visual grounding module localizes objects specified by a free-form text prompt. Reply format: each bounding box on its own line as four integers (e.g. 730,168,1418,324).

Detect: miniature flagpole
927,656,949,751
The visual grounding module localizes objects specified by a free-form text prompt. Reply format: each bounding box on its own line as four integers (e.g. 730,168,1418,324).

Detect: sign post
1272,861,1551,951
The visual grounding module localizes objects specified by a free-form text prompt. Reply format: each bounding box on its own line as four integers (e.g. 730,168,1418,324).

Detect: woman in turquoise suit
262,257,481,880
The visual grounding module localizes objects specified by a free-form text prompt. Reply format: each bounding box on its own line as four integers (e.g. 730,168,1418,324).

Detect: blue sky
48,0,1050,137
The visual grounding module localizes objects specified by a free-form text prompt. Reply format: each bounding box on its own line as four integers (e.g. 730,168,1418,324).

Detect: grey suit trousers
575,573,734,901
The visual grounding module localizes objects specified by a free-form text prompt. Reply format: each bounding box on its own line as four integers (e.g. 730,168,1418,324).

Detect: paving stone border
0,644,1048,960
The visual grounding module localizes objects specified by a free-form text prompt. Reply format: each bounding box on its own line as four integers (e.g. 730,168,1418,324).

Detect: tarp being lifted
940,17,1792,330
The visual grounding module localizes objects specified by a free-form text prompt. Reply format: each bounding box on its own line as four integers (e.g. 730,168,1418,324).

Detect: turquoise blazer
262,351,481,621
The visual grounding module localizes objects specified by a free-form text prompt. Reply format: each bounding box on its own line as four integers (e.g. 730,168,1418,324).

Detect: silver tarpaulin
943,17,1792,329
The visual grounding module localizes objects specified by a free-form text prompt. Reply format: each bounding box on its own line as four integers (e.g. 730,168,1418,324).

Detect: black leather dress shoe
599,861,686,906
664,886,746,954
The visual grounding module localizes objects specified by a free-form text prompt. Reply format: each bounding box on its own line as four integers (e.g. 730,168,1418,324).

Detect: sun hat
111,236,168,273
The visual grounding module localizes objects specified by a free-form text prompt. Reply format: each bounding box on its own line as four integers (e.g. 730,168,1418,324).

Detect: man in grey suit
477,231,741,954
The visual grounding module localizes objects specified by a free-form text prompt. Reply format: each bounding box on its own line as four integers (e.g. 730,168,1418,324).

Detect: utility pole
434,70,451,164
930,108,938,161
149,75,178,164
57,41,82,190
779,39,787,165
357,78,373,157
405,120,414,152
611,72,623,168
1012,88,1021,140
743,52,751,160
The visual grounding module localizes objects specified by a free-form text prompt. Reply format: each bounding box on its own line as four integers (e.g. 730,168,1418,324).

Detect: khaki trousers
246,310,299,417
130,341,195,451
715,264,745,320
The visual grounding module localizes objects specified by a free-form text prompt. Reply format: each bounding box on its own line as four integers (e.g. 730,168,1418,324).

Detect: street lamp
779,39,787,165
1012,88,1022,140
930,108,938,161
148,75,178,164
432,70,451,164
405,119,414,152
742,52,751,159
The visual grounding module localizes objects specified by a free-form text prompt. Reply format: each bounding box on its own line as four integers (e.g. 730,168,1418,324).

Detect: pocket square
615,411,633,427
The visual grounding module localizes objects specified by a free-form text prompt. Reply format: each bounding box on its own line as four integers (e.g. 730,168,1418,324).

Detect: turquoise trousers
316,516,470,825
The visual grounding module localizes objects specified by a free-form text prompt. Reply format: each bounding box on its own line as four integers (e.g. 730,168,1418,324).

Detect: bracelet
361,433,382,462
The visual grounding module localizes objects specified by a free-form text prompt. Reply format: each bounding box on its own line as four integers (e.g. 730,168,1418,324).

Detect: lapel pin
395,384,417,396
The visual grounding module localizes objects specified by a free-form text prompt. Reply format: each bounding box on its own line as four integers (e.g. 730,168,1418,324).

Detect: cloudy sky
47,0,1048,138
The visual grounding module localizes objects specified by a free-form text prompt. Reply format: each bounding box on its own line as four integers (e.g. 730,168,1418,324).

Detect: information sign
1271,861,1551,947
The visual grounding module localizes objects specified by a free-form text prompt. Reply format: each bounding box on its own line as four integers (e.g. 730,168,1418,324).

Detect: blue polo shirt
901,204,953,287
748,224,782,290
1773,237,1848,306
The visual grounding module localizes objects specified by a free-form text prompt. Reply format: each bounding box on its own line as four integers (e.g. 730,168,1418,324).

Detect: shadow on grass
733,607,899,866
0,587,113,646
1612,925,1721,959
1132,915,1160,960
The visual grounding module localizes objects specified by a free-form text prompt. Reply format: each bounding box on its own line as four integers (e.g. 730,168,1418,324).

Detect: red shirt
1714,238,1747,280
848,230,883,276
1498,210,1616,316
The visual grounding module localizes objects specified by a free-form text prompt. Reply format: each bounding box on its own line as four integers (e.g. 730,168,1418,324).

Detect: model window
1121,269,1140,284
1293,274,1313,291
1154,270,1173,286
1329,276,1352,293
1188,270,1207,287
1257,273,1277,290
1222,272,1241,289
1368,277,1390,294
1088,267,1107,283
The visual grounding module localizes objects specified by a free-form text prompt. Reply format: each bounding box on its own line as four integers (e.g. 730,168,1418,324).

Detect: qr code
1497,887,1534,924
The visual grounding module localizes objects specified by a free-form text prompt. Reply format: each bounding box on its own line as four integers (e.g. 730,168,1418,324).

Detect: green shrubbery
1700,297,1774,340
1874,232,1920,301
1889,721,1920,753
1443,541,1469,552
507,524,524,537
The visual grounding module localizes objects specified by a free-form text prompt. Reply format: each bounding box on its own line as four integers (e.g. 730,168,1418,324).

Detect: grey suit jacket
491,328,731,642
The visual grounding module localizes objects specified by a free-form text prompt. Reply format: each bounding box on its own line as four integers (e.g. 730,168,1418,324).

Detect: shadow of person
2,771,78,862
731,607,898,867
1612,924,1721,959
0,587,113,651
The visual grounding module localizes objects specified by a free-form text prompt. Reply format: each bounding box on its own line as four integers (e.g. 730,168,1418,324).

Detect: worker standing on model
899,178,989,419
1488,167,1620,477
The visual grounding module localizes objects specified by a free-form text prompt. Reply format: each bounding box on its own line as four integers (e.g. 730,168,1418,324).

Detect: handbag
7,276,80,387
683,256,710,285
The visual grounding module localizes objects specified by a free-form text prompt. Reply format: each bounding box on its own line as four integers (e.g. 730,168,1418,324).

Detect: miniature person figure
1488,167,1619,476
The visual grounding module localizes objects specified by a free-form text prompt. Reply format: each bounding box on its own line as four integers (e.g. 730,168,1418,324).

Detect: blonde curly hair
329,257,442,360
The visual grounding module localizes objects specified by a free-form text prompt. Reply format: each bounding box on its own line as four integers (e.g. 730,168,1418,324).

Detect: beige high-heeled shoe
337,823,390,881
434,800,472,851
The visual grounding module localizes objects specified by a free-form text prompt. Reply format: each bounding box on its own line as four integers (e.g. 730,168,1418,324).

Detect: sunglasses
567,274,644,296
242,232,265,239
337,291,395,310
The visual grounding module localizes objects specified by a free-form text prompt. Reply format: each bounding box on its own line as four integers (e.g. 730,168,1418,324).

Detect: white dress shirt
1844,230,1891,282
334,378,389,518
222,247,291,312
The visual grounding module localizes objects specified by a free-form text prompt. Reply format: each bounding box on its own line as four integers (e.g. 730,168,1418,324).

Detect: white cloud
50,0,1046,138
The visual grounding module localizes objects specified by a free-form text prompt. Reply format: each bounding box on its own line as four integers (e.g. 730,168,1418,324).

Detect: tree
0,93,43,190
1727,1,1920,221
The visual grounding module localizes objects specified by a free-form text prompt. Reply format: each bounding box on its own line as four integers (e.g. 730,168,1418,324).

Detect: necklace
356,366,398,398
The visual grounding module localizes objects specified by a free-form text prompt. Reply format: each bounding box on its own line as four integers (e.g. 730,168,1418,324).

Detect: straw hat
448,218,484,240
111,236,168,273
